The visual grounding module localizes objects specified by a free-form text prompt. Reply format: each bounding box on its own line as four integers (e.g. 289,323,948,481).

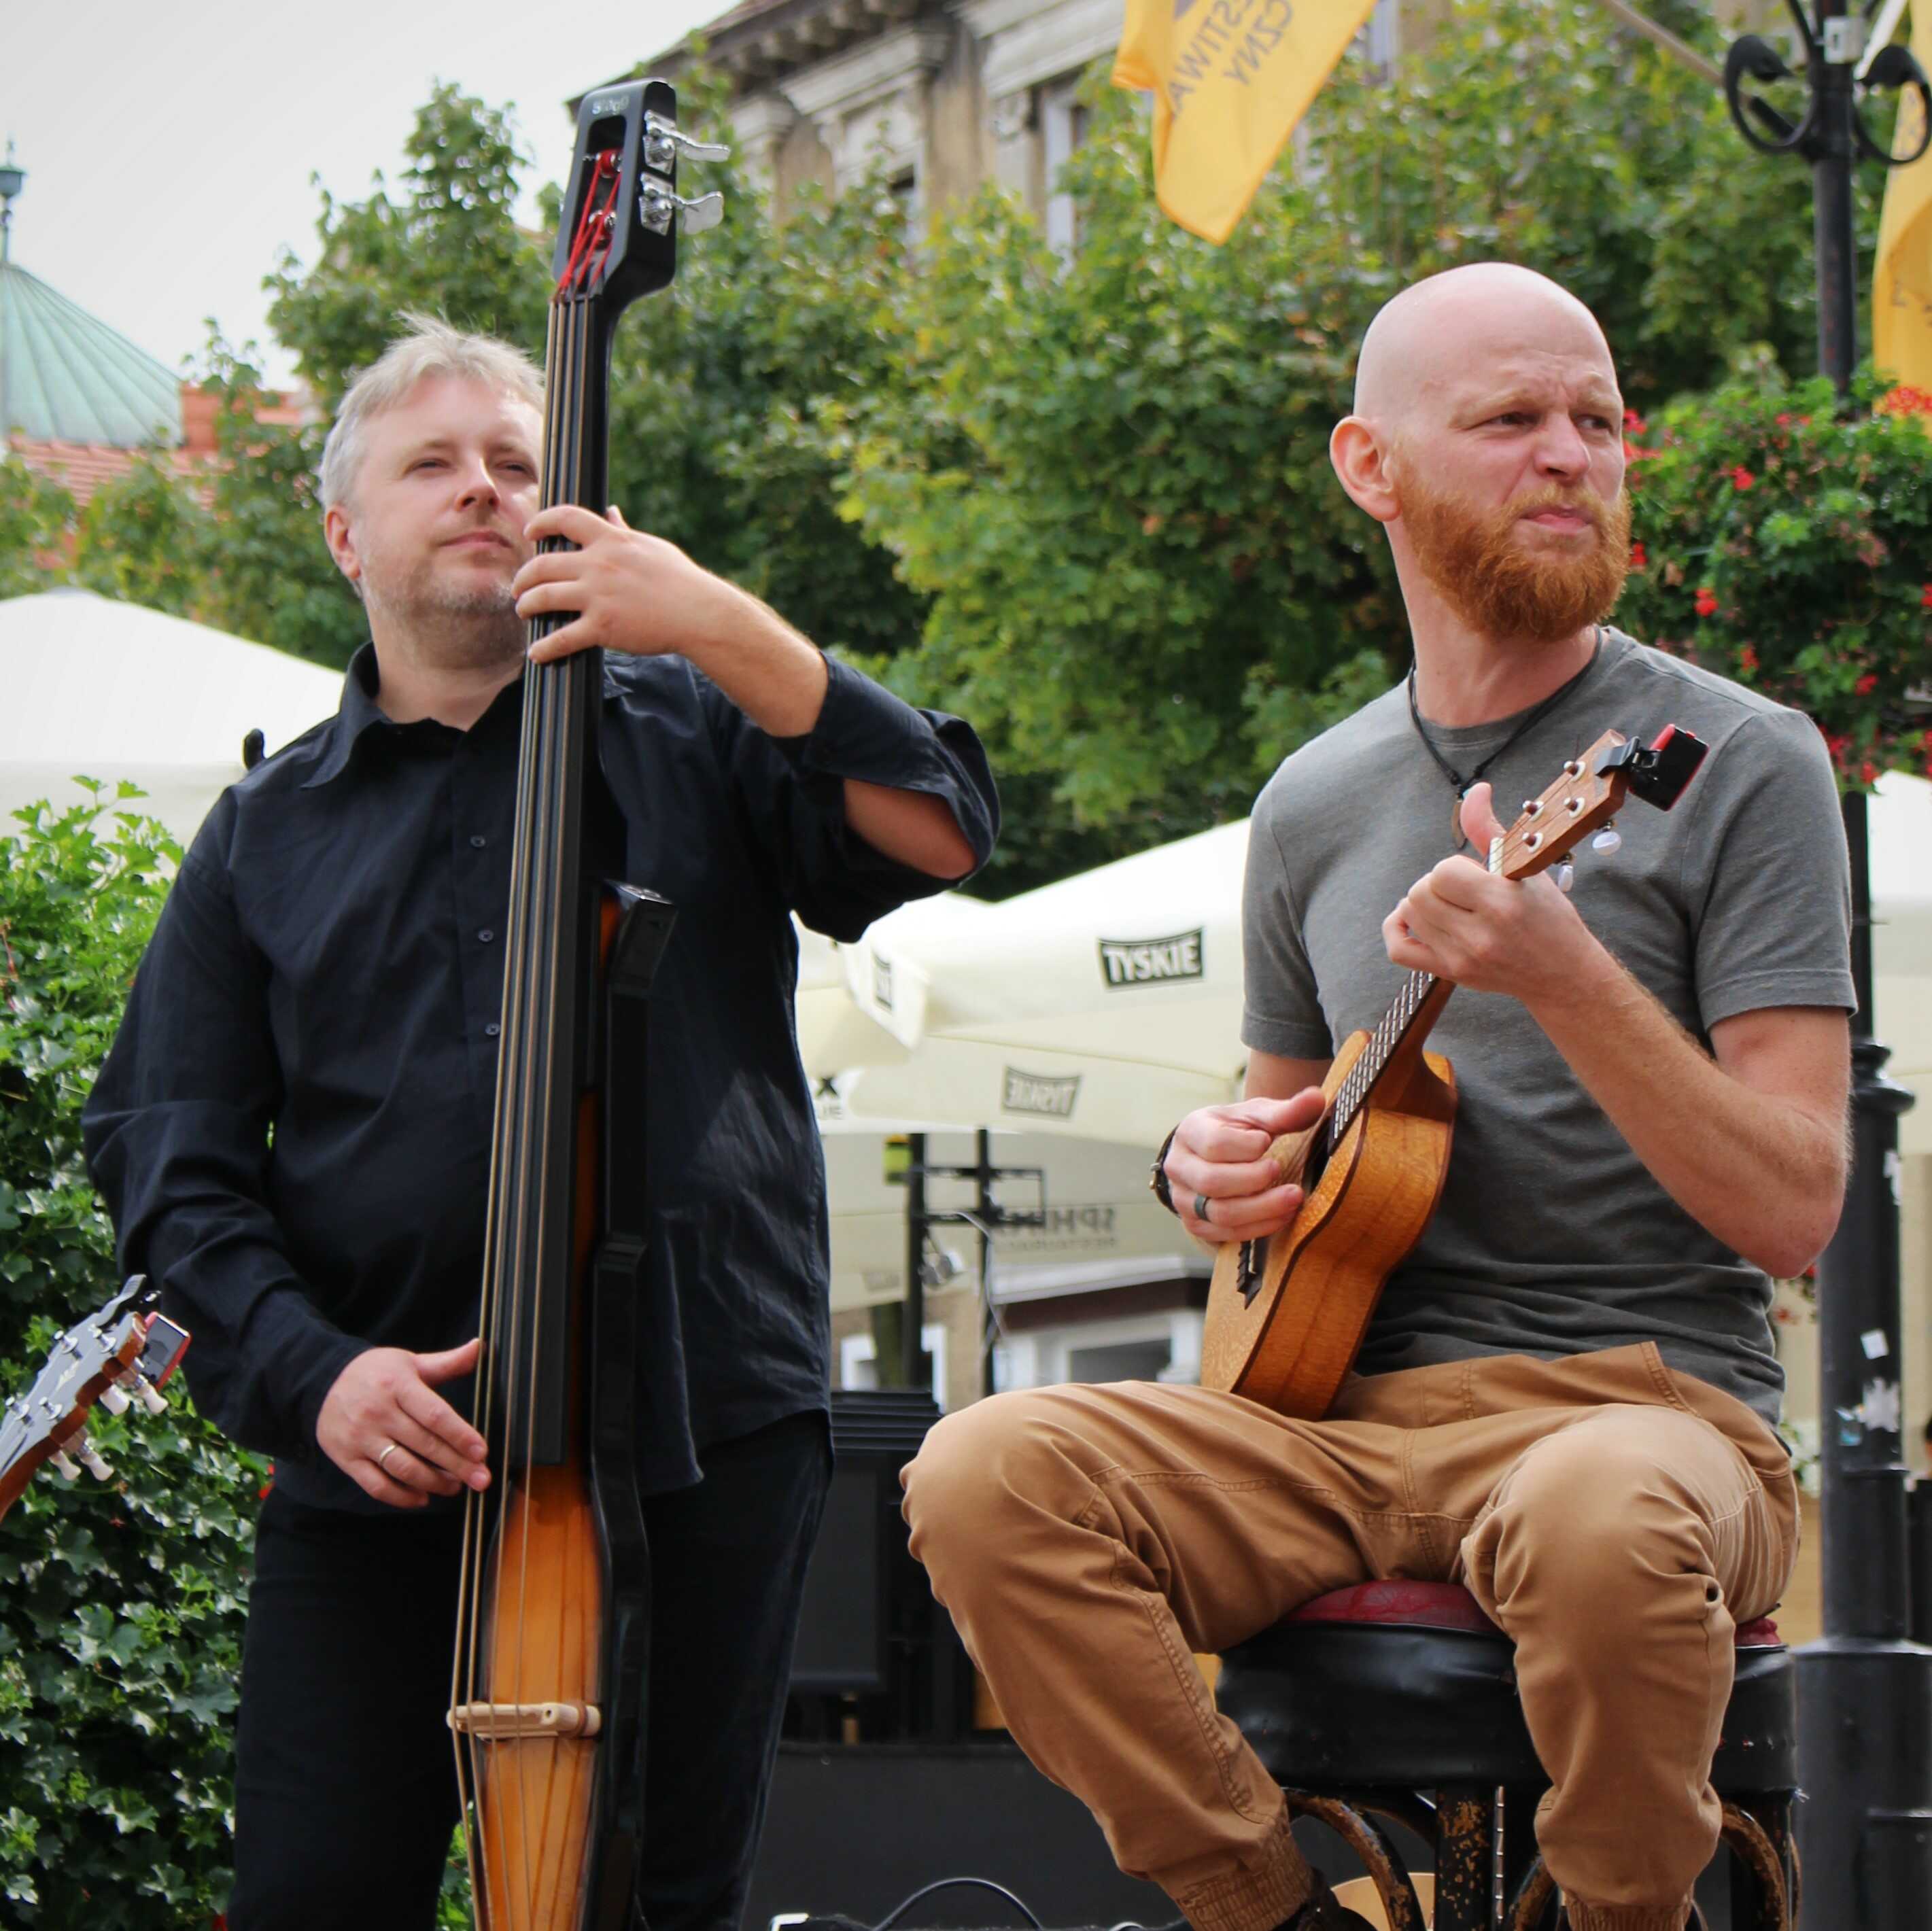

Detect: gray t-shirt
1241,628,1853,1425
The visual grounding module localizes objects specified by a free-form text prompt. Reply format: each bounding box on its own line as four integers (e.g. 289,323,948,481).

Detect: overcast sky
9,0,728,388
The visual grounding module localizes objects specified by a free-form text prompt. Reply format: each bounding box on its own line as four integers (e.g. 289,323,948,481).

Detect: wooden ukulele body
1200,1030,1457,1419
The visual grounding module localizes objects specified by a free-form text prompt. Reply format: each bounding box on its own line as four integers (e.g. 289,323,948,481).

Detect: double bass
445,80,726,1929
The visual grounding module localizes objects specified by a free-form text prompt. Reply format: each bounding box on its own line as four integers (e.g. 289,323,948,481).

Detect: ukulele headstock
553,80,729,315
1492,724,1710,882
0,1276,190,1518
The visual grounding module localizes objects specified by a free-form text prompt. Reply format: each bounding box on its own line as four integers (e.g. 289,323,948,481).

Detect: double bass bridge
449,1700,604,1740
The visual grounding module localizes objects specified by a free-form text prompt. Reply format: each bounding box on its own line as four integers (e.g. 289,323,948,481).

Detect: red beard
1399,474,1632,644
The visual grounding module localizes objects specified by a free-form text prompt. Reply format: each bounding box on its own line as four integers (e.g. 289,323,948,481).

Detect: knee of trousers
901,1389,1103,1602
1465,1425,1723,1637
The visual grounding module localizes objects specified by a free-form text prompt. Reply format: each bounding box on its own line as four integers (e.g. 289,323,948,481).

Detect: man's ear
1330,416,1402,526
323,503,362,587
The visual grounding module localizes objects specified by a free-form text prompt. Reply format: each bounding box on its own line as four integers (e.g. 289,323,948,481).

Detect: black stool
1216,1582,1799,1930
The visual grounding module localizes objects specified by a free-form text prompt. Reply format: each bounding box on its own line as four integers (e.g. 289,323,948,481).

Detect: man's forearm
1525,944,1847,1278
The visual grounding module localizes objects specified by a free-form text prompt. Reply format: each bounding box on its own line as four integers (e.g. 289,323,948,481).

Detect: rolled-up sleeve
709,653,999,941
82,848,365,1462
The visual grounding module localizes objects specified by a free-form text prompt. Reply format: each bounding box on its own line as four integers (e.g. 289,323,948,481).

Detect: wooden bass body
1201,1030,1455,1419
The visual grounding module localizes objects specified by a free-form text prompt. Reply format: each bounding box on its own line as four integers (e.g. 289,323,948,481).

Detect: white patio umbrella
0,589,343,844
831,820,1250,1146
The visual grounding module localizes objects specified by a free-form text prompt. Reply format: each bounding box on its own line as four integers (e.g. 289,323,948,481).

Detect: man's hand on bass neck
315,1338,491,1510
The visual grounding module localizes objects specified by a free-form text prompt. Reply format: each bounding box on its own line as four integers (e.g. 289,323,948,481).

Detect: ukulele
1199,724,1709,1419
0,1275,190,1520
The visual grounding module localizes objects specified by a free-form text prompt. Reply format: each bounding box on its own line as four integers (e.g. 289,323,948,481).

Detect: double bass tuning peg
640,184,725,238
643,114,731,173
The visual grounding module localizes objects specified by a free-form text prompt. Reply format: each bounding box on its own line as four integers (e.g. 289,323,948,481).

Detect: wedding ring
377,1442,404,1476
1194,1193,1212,1225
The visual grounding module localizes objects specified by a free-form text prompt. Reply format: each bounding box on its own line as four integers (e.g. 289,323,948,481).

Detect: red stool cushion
1288,1580,1782,1648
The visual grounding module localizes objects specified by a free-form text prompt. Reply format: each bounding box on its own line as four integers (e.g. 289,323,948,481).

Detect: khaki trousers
901,1345,1798,1931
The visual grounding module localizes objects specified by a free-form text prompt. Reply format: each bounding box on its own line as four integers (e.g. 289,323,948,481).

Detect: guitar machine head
0,1276,190,1519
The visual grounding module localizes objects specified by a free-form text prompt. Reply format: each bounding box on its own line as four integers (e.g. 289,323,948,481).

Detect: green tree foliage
0,461,75,601
71,456,214,620
1621,369,1932,788
832,0,1879,886
0,793,265,1924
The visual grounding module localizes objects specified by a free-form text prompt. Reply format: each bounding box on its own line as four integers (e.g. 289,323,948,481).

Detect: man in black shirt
84,317,997,1930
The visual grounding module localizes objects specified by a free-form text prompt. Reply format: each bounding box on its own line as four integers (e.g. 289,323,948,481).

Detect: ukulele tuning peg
1553,861,1576,895
642,114,731,172
133,1378,168,1416
97,1383,132,1416
73,1438,114,1481
1591,824,1622,856
639,183,725,238
48,1448,81,1480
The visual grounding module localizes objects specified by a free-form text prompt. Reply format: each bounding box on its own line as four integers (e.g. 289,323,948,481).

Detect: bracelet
1148,1124,1181,1216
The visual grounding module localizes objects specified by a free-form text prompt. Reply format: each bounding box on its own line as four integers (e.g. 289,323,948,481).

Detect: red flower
1695,587,1719,617
1921,583,1932,608
1623,408,1649,434
1629,542,1647,568
1776,413,1793,428
1861,761,1879,786
1740,645,1759,671
1855,673,1879,695
1730,466,1756,491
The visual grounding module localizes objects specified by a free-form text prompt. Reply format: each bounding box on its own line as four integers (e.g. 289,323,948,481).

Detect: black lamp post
1723,10,1932,1924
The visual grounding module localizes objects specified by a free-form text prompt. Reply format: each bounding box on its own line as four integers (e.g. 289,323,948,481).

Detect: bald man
901,266,1852,1931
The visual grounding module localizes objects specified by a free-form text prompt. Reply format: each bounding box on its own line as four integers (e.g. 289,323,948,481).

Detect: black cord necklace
1408,625,1604,847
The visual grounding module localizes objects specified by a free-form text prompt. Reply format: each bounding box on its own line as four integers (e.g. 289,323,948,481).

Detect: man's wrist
1148,1125,1181,1216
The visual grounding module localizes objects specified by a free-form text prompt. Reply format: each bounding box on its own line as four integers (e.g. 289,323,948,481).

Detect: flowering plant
1618,365,1932,789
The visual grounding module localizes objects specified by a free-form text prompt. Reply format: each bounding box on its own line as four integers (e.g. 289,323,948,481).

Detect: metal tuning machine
640,111,729,237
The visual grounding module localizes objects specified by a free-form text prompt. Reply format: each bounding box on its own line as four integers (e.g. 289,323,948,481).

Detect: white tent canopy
0,589,343,843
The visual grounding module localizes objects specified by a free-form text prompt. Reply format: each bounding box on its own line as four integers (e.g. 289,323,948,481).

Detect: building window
889,166,922,234
1039,77,1090,258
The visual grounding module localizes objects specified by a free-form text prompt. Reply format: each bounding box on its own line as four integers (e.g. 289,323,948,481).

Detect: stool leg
1285,1793,1428,1931
1718,1799,1793,1931
1432,1783,1498,1931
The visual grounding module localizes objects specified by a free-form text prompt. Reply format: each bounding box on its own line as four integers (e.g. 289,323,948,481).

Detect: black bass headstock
553,79,729,317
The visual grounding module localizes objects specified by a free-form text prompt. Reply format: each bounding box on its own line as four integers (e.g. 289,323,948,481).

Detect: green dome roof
0,258,181,448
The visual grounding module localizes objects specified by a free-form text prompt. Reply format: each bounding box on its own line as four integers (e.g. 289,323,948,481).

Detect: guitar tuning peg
48,1448,81,1480
1591,823,1622,855
73,1438,114,1482
133,1378,168,1416
97,1383,132,1416
1553,861,1576,895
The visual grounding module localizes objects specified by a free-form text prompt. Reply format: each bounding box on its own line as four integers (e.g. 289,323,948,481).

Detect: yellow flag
1113,0,1380,244
1874,7,1932,389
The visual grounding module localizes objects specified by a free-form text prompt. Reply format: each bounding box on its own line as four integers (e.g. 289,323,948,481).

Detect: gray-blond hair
319,312,544,512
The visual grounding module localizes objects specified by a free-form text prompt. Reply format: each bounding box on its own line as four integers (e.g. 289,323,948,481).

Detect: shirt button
478,928,494,943
485,1022,501,1039
470,835,487,848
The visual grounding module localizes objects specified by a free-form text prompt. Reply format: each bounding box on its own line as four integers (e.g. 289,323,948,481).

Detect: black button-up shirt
84,644,996,1512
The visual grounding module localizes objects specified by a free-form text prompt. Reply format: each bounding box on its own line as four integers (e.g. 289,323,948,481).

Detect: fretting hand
1163,1090,1327,1243
315,1338,491,1510
1383,781,1600,1007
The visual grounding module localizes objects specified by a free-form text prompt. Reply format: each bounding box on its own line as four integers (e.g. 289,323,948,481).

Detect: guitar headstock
553,79,729,316
1490,724,1710,882
0,1276,190,1520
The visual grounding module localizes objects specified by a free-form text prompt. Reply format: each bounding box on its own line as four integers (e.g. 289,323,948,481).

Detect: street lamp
0,141,23,264
1723,8,1932,1926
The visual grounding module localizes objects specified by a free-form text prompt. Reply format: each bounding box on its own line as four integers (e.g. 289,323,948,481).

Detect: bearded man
902,264,1850,1931
84,316,997,1930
